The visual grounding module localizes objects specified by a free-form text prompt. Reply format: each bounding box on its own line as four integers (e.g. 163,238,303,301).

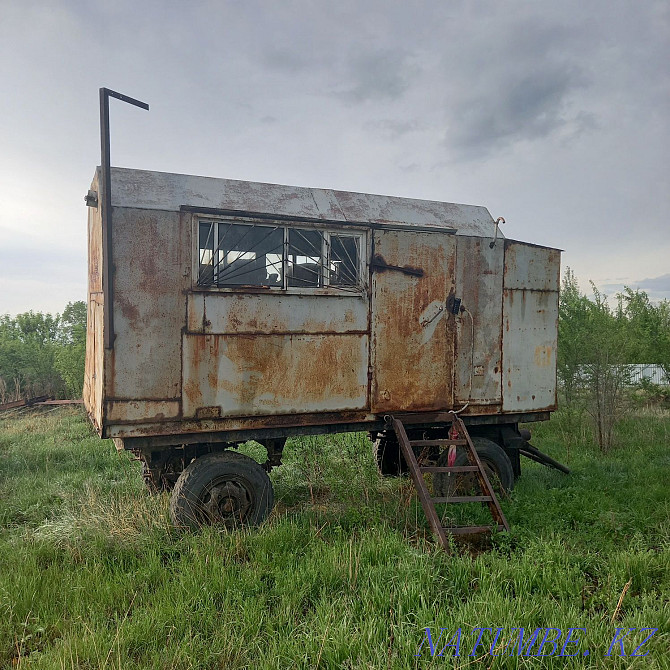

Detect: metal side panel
454,236,504,404
84,184,104,432
502,289,558,412
84,297,104,432
503,240,561,291
109,208,187,400
187,292,368,335
371,229,455,413
182,333,369,417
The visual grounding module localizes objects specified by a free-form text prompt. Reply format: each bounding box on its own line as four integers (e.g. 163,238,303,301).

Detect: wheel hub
203,480,252,524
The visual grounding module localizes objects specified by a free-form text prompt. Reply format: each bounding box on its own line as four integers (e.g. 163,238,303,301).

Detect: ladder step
431,495,493,504
441,525,506,535
388,413,510,550
419,465,479,473
409,439,468,447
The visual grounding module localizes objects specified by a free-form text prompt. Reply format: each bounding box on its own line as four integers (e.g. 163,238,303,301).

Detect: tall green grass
0,407,668,668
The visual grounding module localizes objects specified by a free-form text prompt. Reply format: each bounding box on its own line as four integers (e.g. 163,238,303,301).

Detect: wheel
373,432,407,476
170,451,274,530
433,437,514,498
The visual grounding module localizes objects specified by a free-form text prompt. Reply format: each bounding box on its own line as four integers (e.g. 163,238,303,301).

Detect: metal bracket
371,254,424,277
420,305,444,327
99,88,149,350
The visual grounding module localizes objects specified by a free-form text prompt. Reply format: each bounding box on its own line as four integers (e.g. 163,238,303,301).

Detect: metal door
370,229,455,413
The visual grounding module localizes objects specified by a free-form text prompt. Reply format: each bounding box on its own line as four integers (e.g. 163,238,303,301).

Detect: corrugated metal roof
106,167,497,237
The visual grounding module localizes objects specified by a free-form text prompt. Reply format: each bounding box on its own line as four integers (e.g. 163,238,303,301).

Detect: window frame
191,214,368,296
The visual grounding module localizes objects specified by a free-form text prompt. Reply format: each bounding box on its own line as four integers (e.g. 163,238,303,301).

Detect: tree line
558,269,670,450
0,301,86,403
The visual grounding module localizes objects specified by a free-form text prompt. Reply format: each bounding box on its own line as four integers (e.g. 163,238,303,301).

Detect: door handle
371,254,424,277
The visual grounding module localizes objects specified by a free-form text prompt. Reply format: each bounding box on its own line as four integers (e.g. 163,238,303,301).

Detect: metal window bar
198,220,365,293
215,222,280,283
329,233,361,287
198,222,215,284
288,228,325,288
217,225,283,281
216,242,285,285
207,221,268,283
199,222,282,287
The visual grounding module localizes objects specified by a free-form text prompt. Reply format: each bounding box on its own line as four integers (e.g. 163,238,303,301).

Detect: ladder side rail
450,413,510,531
391,418,451,550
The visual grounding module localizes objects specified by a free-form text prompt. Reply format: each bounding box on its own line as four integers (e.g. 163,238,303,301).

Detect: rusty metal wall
182,333,369,417
454,236,504,406
370,229,455,413
502,241,560,412
187,293,368,335
104,207,188,423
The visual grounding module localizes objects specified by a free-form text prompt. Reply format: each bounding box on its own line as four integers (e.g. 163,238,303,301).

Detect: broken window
329,234,360,287
288,229,324,288
198,222,283,287
197,219,364,292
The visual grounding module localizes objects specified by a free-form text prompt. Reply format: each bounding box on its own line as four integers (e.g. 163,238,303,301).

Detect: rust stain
534,345,552,367
116,294,140,324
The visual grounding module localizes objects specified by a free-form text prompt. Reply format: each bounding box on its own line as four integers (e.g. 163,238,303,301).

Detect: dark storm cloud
449,65,593,154
441,17,595,158
337,49,419,102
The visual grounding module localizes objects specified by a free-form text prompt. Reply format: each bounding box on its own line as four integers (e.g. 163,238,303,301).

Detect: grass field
0,407,668,668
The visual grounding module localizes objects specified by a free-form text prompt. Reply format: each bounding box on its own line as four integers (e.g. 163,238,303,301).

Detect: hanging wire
453,307,475,414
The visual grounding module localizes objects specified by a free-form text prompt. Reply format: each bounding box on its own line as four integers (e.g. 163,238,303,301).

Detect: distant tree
581,284,631,452
558,270,633,451
0,311,64,400
0,301,87,402
558,269,592,403
618,288,670,381
55,301,87,397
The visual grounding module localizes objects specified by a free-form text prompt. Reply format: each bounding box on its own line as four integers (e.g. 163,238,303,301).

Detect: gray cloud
337,49,419,102
600,274,670,303
362,118,420,139
637,274,670,292
450,66,590,155
440,16,596,158
261,47,313,73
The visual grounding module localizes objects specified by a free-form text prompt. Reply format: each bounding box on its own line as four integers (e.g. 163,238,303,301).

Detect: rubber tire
170,450,274,531
433,437,514,497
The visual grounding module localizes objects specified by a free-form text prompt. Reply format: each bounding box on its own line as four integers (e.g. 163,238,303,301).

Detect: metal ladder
389,412,509,550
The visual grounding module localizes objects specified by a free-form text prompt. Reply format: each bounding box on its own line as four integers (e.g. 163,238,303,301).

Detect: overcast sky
1,0,668,315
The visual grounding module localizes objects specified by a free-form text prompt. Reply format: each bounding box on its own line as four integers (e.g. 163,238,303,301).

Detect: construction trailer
84,167,562,534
